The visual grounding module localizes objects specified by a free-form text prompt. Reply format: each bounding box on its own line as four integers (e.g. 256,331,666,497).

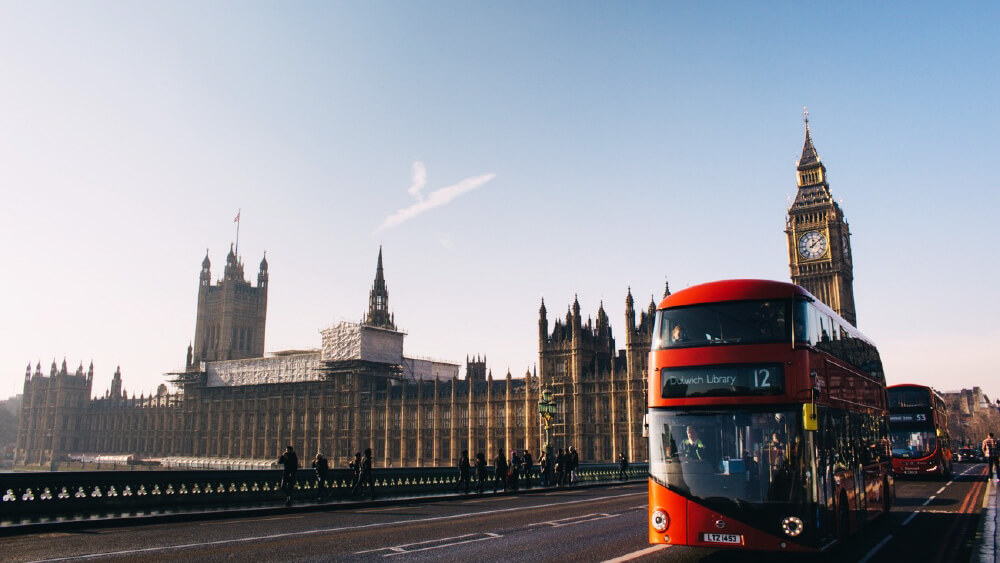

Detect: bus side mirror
803,403,818,432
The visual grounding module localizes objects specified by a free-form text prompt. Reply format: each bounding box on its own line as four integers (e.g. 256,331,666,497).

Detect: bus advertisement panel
647,280,892,553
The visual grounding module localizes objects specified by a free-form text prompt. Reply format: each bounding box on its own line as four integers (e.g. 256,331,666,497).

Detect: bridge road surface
1,466,989,562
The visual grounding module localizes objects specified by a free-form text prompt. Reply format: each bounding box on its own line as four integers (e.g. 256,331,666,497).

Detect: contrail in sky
379,162,495,230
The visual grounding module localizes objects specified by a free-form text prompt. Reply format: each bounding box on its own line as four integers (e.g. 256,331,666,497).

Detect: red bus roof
888,383,943,399
658,279,810,310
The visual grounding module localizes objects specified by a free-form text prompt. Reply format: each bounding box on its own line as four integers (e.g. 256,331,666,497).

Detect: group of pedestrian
277,445,375,506
549,446,579,487
278,441,599,506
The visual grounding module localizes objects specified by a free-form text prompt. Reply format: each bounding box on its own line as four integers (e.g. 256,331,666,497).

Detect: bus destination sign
889,413,928,423
660,364,784,398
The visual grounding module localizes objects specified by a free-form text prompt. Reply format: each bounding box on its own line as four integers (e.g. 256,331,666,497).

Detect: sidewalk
978,477,998,563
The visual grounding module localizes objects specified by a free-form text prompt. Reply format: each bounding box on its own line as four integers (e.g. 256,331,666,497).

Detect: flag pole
234,209,241,258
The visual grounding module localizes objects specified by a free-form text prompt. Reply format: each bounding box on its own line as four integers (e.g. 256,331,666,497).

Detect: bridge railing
1,463,648,523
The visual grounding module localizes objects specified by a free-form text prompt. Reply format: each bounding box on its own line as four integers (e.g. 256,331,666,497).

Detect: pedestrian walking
493,448,508,493
475,452,488,493
538,450,551,487
617,452,629,481
455,450,471,494
312,452,329,500
278,445,299,506
554,448,566,487
349,451,362,491
356,448,375,499
508,450,522,492
568,446,579,485
984,433,999,480
522,450,533,489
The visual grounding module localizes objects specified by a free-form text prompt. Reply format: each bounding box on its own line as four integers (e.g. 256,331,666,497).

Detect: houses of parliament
15,116,857,469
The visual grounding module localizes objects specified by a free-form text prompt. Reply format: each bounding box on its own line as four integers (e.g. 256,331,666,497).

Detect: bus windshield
648,408,811,507
891,430,937,459
888,389,932,409
653,300,789,350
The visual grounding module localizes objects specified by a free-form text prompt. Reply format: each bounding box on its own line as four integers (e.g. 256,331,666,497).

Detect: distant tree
0,399,20,458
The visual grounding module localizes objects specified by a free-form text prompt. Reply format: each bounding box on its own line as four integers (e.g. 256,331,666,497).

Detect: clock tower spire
785,109,858,326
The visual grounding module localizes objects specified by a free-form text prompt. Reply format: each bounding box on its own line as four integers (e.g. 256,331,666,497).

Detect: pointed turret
258,252,269,288
365,246,396,330
539,298,548,342
224,243,245,281
798,118,820,170
110,365,123,400
795,108,828,189
663,278,672,299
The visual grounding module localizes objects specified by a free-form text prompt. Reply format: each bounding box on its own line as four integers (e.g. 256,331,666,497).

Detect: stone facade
15,247,652,468
942,387,1000,447
191,246,268,364
536,286,660,464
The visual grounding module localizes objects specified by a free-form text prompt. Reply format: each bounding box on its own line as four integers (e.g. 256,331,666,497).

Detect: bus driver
681,426,706,461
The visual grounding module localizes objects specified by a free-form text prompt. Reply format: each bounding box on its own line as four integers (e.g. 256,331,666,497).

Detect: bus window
653,300,791,350
648,408,811,506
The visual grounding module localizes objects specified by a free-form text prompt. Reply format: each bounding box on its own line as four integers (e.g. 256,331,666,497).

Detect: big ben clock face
797,230,827,260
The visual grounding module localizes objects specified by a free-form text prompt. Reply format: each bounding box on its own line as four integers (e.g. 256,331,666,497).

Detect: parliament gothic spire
365,246,396,330
785,110,858,326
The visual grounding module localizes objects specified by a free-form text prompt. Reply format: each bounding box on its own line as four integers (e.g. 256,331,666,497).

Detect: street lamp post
538,387,557,458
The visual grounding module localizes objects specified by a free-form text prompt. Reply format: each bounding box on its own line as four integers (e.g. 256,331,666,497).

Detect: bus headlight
781,516,803,537
651,509,669,532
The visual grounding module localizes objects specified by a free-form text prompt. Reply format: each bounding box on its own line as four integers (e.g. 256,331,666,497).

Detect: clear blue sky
2,2,998,402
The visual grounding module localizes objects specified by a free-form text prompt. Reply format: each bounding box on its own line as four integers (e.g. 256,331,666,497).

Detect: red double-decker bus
888,384,953,478
647,280,893,552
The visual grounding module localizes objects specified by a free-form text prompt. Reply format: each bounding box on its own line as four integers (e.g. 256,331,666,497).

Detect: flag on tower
234,210,241,223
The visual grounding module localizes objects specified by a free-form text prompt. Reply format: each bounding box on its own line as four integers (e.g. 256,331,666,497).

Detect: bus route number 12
753,368,772,389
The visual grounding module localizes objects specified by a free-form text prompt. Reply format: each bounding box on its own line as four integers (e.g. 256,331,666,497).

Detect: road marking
383,533,502,557
356,506,416,513
935,486,946,495
922,495,936,506
984,479,994,510
458,496,512,503
355,532,502,555
901,512,918,526
200,515,303,525
28,491,646,561
601,544,671,562
528,513,619,527
858,534,893,563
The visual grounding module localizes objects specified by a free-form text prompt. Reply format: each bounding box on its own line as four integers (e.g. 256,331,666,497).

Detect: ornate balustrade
1,463,647,524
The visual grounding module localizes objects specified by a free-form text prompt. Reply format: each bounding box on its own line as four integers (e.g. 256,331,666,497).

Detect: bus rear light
781,516,803,537
651,509,669,532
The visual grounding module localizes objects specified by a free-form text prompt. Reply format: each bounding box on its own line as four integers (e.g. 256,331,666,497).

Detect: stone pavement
978,477,998,563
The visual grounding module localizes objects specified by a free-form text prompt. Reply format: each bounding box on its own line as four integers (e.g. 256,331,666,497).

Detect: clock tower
786,110,857,326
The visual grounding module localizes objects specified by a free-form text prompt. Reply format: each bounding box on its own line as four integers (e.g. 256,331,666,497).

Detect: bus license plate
703,533,742,544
